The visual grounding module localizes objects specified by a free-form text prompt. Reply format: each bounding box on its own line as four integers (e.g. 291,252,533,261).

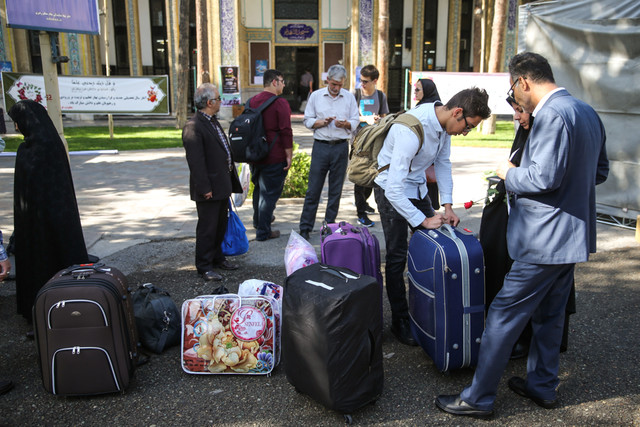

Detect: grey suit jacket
505,89,609,264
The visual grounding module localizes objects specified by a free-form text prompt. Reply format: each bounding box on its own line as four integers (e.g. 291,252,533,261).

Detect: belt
315,139,348,145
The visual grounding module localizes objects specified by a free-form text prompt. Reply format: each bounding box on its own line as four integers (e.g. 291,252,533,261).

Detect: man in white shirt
299,64,360,240
374,87,491,345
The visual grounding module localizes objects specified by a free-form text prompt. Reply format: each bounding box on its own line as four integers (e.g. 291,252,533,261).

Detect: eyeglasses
507,77,521,98
462,113,473,134
360,79,371,85
211,97,222,102
277,79,285,85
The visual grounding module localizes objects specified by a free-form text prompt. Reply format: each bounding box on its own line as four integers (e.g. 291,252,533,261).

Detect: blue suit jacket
505,89,609,264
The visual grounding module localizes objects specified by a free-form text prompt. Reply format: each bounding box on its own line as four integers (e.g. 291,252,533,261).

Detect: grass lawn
451,120,515,148
2,126,183,152
1,120,516,151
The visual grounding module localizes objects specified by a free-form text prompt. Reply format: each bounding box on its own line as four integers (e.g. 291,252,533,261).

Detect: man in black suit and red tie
183,83,242,281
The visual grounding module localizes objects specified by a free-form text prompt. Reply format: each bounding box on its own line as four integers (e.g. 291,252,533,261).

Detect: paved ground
0,116,638,425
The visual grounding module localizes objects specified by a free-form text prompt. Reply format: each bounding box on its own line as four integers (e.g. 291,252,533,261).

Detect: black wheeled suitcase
33,263,139,395
407,225,485,372
283,263,383,418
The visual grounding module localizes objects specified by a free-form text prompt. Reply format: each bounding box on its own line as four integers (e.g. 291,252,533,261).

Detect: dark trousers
299,140,349,232
195,199,228,273
373,186,434,319
460,262,575,410
251,161,288,240
354,184,373,215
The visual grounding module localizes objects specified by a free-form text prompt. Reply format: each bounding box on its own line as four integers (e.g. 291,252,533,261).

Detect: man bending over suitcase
374,88,491,345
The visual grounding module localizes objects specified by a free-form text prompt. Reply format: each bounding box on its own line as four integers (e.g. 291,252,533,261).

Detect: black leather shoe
0,380,14,395
201,270,223,281
300,230,310,240
435,394,493,417
391,317,417,346
214,260,239,271
508,376,558,409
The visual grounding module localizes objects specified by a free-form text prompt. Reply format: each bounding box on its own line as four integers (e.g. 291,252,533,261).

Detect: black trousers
195,199,228,273
374,186,434,319
354,184,373,215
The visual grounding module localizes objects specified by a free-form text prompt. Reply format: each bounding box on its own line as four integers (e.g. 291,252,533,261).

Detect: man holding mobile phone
299,64,359,240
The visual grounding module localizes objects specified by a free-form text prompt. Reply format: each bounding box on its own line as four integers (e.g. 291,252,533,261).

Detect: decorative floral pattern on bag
181,295,276,374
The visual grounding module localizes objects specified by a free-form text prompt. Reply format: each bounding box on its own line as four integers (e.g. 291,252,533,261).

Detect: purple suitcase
320,221,383,285
407,225,485,372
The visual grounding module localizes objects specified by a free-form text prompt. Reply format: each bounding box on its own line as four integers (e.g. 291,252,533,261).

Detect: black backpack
228,95,279,163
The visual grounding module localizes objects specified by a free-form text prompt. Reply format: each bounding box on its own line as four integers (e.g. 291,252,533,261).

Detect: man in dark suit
436,52,609,417
183,83,242,281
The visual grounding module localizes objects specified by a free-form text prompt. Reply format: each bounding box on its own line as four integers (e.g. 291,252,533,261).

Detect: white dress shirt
374,102,453,227
303,87,360,141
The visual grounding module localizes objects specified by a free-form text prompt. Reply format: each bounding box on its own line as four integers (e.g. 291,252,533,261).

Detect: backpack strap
377,113,424,173
355,88,361,104
377,90,383,107
248,94,279,113
247,94,281,153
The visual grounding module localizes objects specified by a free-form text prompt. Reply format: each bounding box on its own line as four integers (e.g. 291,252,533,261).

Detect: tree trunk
196,0,209,85
376,0,389,93
176,0,191,129
482,0,508,135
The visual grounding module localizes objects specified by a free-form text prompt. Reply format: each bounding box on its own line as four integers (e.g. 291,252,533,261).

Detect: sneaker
364,204,376,214
357,215,374,228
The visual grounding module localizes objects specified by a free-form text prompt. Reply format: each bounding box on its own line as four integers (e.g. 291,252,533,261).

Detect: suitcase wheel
344,414,353,424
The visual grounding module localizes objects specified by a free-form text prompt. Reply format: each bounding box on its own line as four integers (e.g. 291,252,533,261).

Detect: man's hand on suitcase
422,213,445,229
442,204,460,227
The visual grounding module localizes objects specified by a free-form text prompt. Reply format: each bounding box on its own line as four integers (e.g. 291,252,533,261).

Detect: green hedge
247,143,311,199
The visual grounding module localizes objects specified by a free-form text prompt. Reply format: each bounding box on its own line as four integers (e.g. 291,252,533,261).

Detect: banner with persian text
2,73,169,114
5,0,100,34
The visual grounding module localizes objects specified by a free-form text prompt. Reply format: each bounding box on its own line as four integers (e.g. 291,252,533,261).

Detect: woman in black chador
480,97,574,358
414,78,442,210
10,100,89,322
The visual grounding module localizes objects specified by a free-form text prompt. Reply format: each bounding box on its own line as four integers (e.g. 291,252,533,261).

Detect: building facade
0,0,520,119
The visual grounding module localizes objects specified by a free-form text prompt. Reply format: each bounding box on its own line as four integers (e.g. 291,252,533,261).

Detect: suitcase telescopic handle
438,224,460,241
60,263,108,277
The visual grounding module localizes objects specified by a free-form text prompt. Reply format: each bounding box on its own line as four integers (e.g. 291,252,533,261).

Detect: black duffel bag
132,283,180,354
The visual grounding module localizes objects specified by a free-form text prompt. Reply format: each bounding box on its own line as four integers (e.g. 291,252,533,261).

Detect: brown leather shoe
214,260,239,270
256,229,280,241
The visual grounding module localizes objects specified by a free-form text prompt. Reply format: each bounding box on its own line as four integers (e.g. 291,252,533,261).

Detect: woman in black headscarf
414,78,441,209
415,78,441,105
10,100,89,323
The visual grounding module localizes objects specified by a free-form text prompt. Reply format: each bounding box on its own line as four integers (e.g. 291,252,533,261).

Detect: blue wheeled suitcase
407,225,485,372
